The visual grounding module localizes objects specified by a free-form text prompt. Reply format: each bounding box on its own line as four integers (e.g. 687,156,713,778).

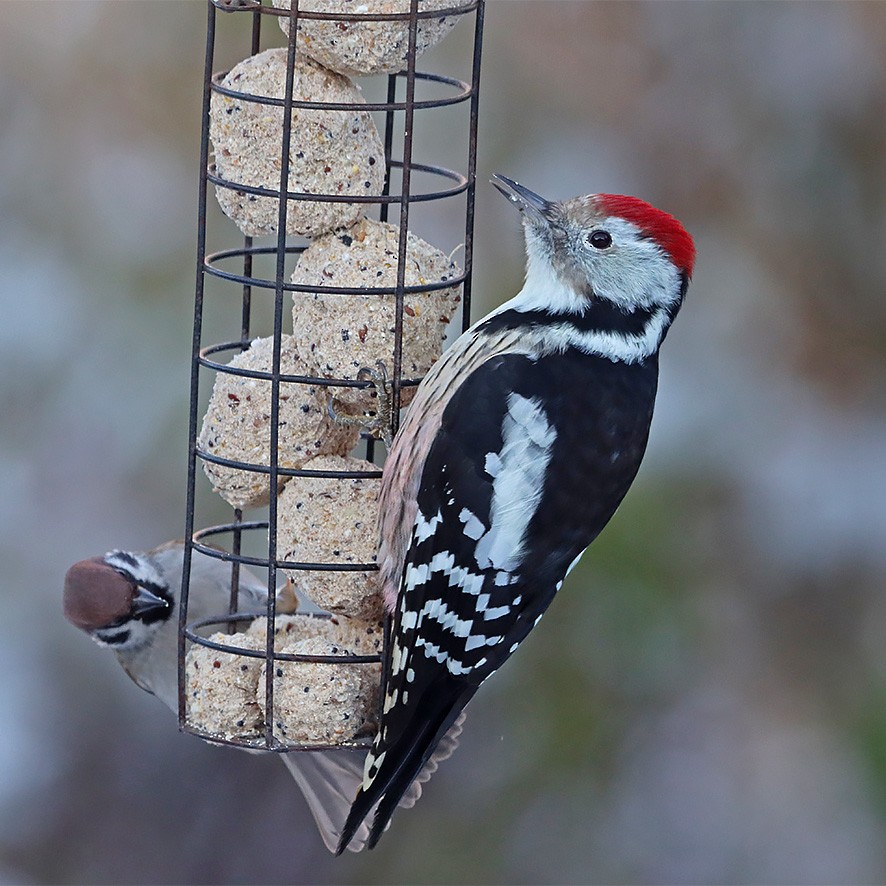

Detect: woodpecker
63,540,462,852
337,174,696,852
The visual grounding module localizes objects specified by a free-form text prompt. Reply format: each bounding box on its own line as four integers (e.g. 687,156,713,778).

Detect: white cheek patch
545,306,671,364
586,216,683,310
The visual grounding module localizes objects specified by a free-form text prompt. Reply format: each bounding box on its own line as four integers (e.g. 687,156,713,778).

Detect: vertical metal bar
229,232,252,620
263,0,300,749
240,238,254,345
379,75,397,226
228,507,244,627
179,0,218,727
461,0,485,333
240,12,262,349
250,2,262,54
230,9,262,620
390,0,421,438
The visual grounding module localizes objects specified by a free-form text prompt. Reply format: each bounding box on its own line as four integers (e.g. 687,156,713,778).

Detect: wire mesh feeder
178,0,485,755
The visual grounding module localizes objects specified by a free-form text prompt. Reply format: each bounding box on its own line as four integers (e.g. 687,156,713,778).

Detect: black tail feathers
335,680,473,854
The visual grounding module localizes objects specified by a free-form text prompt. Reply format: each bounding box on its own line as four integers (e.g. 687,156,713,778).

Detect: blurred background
2,1,886,883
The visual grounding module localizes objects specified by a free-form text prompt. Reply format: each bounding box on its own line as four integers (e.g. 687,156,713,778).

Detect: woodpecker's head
64,550,174,651
492,174,695,318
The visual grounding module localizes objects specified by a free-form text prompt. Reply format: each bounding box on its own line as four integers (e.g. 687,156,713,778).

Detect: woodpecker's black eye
588,230,612,249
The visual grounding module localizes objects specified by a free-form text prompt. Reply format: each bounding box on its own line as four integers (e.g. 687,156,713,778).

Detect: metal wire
180,0,485,752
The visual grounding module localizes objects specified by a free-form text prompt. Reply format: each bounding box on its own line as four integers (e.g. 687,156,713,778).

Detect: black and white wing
337,350,657,852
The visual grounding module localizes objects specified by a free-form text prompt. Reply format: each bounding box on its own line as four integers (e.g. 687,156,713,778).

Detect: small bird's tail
336,680,475,854
281,750,366,853
281,712,466,853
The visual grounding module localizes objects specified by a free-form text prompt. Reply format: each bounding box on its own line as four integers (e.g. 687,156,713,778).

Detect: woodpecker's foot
326,362,394,449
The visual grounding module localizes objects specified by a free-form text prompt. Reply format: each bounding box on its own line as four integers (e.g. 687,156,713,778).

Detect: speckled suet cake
277,454,384,621
259,631,382,745
198,335,360,510
271,0,472,77
209,48,385,237
291,218,462,409
186,613,383,744
186,632,266,740
245,612,384,655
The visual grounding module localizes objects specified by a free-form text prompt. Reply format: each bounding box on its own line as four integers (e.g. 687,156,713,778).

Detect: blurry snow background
2,1,886,883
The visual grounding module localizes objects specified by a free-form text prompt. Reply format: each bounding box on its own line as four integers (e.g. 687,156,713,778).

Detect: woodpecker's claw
327,361,394,449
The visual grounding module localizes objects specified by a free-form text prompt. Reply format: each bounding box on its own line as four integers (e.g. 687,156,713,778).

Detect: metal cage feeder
179,0,485,755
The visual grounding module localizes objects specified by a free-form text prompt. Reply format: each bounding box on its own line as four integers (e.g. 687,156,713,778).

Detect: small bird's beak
131,586,171,617
491,174,554,226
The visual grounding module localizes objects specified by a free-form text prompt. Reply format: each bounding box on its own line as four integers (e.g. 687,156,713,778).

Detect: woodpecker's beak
491,174,554,227
131,585,171,617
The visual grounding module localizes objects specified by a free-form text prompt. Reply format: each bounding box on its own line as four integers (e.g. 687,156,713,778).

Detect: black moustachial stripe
95,626,131,646
478,298,657,339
